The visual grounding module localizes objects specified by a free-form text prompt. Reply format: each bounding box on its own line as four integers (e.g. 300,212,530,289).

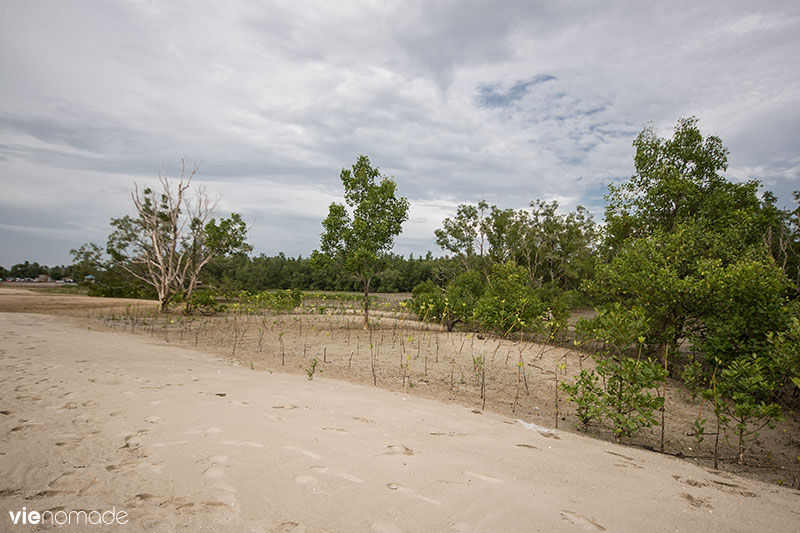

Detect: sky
1,0,799,267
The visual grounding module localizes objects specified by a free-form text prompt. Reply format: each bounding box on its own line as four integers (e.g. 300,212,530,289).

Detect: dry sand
1,311,798,532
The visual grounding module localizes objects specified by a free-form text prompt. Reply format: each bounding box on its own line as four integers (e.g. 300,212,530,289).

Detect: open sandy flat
1,312,798,532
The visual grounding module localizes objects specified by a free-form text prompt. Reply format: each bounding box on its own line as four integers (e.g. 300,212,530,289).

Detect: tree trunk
362,278,371,330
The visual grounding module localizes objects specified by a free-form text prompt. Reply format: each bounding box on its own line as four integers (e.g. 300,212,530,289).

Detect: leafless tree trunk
121,159,217,312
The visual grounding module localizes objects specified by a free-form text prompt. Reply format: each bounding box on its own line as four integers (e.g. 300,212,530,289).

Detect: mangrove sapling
257,316,268,352
480,353,487,410
472,354,484,385
402,354,411,389
714,355,783,465
513,360,523,413
661,345,668,453
561,369,603,430
554,357,567,429
491,341,503,364
597,356,666,442
517,341,530,395
306,358,318,380
370,343,377,385
458,334,468,355
179,318,187,344
232,315,247,355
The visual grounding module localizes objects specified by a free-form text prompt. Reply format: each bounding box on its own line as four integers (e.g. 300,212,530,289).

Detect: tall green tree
588,118,782,354
604,116,763,257
313,155,410,328
434,200,489,273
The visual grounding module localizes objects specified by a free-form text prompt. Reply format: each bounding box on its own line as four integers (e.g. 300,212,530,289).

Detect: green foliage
560,369,603,429
435,199,598,293
446,270,485,324
566,306,665,439
597,357,667,439
314,155,410,327
434,201,489,272
561,357,666,439
604,116,762,252
474,262,545,334
409,280,446,320
576,303,649,357
306,358,319,380
712,354,784,463
680,359,706,400
589,117,792,396
693,256,790,367
238,289,303,313
204,213,252,257
767,316,800,395
201,251,443,294
190,289,226,315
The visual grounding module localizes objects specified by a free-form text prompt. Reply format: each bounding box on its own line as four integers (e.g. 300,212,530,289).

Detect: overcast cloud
1,0,799,266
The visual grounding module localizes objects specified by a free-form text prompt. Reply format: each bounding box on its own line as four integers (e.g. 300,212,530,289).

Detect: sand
1,310,798,532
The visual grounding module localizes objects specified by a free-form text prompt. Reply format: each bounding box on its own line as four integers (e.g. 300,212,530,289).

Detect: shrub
474,262,545,334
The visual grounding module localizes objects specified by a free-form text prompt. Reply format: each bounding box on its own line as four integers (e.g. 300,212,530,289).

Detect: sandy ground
1,311,799,532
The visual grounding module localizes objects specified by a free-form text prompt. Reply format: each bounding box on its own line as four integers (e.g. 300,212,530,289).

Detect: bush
560,369,603,429
473,262,546,334
190,289,226,315
409,281,446,321
446,270,485,324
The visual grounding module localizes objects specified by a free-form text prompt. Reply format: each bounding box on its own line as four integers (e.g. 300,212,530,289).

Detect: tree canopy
313,155,410,328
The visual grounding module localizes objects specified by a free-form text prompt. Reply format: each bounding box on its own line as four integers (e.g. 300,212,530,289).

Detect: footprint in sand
203,466,226,479
202,455,230,479
26,490,67,500
221,440,264,448
384,444,414,456
559,510,606,531
385,483,441,506
464,471,503,484
681,492,712,508
605,451,643,469
121,429,150,449
322,426,349,433
309,465,363,483
283,445,322,460
153,440,189,448
294,475,318,486
184,427,223,438
278,521,307,532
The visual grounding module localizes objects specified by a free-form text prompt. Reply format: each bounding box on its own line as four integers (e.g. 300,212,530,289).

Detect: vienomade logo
8,506,129,527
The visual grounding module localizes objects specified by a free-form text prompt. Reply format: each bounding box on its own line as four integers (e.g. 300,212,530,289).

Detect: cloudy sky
1,0,799,267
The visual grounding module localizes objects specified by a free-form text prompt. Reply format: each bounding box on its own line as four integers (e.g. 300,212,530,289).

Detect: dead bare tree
107,158,249,313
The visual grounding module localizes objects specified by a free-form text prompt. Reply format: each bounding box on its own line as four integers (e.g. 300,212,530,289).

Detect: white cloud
1,0,799,266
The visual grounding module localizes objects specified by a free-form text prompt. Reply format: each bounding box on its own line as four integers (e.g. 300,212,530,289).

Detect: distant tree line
0,261,73,281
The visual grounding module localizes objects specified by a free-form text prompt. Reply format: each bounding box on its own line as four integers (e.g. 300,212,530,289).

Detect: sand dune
0,312,797,531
